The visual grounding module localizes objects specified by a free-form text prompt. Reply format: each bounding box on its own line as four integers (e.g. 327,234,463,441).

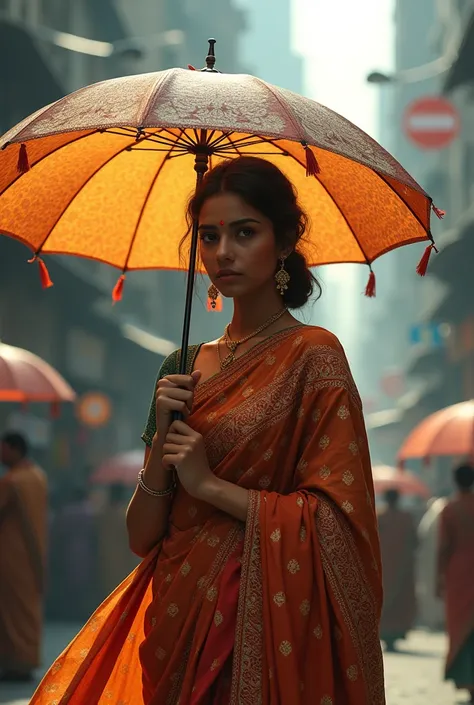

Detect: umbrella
91,450,142,486
372,464,431,499
0,342,76,410
0,40,440,375
398,400,474,466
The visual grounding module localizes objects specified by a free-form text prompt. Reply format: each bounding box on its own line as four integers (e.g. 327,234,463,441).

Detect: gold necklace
218,307,288,370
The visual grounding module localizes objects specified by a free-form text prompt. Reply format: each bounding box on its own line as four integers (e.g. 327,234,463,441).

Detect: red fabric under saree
30,325,385,704
438,494,474,681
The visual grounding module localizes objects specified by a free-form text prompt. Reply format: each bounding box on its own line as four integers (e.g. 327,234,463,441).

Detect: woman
30,157,385,704
437,463,474,701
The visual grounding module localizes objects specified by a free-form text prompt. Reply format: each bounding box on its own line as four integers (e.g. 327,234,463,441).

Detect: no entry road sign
404,96,460,150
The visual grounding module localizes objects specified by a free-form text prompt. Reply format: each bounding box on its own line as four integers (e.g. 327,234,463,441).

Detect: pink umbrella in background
91,450,143,486
372,464,432,500
0,342,76,413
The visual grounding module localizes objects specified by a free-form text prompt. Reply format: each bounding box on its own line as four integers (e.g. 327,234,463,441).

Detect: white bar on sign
408,114,457,131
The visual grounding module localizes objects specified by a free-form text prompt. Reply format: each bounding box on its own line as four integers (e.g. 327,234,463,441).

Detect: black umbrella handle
171,143,209,423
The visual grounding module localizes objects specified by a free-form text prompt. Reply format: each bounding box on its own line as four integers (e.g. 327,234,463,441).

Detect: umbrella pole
177,142,209,376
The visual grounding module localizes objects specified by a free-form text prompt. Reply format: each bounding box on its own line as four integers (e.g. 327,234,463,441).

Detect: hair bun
281,251,320,309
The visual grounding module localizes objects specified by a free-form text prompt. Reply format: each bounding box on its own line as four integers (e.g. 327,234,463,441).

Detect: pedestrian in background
0,432,48,682
378,488,417,651
437,463,474,702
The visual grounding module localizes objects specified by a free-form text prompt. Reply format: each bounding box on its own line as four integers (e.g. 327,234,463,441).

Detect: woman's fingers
163,374,197,390
162,443,183,455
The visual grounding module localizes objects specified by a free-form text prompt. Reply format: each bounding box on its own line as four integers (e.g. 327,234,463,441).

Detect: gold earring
275,258,290,295
207,283,220,310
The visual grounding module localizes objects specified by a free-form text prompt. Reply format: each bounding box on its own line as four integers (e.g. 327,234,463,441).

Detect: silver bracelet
138,468,176,498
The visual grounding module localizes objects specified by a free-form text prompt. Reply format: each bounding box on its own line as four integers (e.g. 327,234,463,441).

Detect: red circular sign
404,96,460,150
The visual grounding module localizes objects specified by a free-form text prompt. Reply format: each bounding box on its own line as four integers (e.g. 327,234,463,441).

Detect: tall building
366,0,471,465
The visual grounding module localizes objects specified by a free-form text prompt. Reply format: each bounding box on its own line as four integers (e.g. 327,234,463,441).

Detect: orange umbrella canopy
0,342,76,404
0,65,439,294
398,400,474,465
372,464,431,499
91,450,142,486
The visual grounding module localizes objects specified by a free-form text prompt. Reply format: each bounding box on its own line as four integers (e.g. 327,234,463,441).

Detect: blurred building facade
366,0,474,471
236,0,303,93
0,0,247,483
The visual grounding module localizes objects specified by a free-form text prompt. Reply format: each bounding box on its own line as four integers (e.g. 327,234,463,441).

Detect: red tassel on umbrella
416,243,435,276
112,274,126,302
302,142,320,176
432,204,446,219
365,269,376,298
28,255,54,289
17,143,30,174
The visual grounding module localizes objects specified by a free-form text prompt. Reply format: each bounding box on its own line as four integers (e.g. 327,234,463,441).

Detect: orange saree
30,325,385,704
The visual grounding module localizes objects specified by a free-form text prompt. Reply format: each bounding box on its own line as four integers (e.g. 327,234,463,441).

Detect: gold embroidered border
315,494,385,704
205,342,361,468
230,490,263,705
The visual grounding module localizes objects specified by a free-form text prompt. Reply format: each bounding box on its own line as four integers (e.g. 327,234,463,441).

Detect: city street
0,627,470,704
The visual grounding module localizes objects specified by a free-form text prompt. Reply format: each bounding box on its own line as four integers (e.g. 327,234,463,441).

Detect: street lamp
366,55,455,85
2,16,185,60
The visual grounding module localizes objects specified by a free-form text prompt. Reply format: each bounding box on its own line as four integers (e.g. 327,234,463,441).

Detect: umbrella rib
207,131,234,149
157,128,197,148
122,132,184,272
33,131,149,257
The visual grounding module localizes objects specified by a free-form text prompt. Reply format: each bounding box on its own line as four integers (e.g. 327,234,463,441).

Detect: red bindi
219,220,225,226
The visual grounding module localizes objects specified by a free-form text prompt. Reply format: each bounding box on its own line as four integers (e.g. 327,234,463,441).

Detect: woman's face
198,192,283,300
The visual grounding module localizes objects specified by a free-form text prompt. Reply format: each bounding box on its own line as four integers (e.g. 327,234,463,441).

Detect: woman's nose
216,236,235,261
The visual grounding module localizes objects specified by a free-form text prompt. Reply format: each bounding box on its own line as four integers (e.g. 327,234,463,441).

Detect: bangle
138,468,176,498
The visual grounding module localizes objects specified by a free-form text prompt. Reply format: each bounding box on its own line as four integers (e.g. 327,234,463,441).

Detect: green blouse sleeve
141,349,179,447
140,345,200,447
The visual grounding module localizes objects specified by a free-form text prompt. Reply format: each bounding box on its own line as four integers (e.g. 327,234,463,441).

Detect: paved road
1,627,470,704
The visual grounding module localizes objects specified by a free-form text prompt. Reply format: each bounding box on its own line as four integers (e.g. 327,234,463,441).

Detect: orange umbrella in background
0,342,76,412
91,450,142,486
372,464,431,499
0,40,441,374
398,400,474,466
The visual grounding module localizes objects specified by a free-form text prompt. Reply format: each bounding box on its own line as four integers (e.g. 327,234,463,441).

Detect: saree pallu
30,325,385,704
438,495,474,688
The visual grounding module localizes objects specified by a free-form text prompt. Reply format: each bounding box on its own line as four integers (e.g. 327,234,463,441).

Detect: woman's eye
238,227,255,238
200,232,218,243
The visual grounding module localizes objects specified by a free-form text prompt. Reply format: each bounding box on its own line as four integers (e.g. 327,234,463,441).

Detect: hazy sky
292,0,395,138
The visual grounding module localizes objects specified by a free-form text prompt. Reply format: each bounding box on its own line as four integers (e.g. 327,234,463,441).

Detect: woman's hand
155,371,201,436
162,419,217,499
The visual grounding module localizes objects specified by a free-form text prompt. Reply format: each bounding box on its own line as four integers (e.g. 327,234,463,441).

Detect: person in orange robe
0,432,48,682
437,463,474,701
29,157,385,704
377,488,417,651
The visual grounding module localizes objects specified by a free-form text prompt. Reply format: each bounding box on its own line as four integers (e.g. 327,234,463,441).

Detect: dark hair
1,431,28,457
453,463,474,490
186,157,322,309
384,488,400,507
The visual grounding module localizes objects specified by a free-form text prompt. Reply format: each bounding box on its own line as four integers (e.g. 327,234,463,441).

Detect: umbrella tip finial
202,38,218,72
